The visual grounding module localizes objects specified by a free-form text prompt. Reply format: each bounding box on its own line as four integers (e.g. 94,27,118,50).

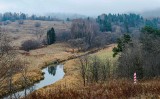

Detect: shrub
3,20,11,25
56,30,71,42
41,37,48,45
27,79,160,99
18,20,24,25
21,39,40,51
79,55,112,85
35,22,41,27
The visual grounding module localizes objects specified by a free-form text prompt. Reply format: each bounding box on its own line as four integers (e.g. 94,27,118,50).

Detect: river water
4,64,65,99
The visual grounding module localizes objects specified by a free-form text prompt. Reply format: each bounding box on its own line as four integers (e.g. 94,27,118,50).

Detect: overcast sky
0,0,160,16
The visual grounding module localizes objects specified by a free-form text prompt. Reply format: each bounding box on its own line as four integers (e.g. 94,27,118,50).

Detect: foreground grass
27,79,160,99
27,44,160,99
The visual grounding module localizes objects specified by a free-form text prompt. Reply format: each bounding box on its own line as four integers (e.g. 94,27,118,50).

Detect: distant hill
140,8,160,18
46,13,87,20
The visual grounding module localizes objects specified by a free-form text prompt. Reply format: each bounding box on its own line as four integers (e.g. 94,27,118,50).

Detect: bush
68,38,88,52
21,39,40,51
3,20,11,25
35,22,41,27
27,79,160,99
56,30,71,42
41,37,48,45
79,55,112,85
18,20,24,25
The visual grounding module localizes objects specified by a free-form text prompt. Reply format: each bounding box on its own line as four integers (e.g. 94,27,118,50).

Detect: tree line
19,13,160,53
78,26,160,87
0,12,60,22
97,13,160,32
113,26,160,79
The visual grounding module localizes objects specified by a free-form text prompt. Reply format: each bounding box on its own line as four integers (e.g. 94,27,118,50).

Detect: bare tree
78,55,90,86
79,55,113,85
0,28,13,89
8,58,24,99
70,19,99,49
56,30,71,42
0,28,24,98
117,40,144,79
101,59,111,81
68,38,88,52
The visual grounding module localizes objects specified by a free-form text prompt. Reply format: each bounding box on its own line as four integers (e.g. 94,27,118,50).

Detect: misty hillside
1,0,160,98
46,13,87,20
141,8,160,18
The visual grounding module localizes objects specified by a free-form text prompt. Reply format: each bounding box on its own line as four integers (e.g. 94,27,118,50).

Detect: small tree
79,55,89,86
112,34,131,57
47,27,56,45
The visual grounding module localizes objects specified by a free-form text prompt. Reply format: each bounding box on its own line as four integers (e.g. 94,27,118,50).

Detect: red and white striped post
134,72,137,84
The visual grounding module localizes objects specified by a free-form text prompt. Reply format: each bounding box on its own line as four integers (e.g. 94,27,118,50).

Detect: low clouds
0,0,160,16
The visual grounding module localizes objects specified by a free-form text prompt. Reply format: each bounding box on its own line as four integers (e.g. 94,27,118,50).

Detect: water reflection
59,65,63,68
48,66,57,76
4,65,65,99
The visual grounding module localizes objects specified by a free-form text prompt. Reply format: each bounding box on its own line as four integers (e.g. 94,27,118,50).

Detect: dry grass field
28,79,160,99
1,20,71,47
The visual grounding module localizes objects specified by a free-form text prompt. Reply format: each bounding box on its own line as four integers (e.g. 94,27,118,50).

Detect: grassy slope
1,20,71,47
90,44,117,60
0,20,73,97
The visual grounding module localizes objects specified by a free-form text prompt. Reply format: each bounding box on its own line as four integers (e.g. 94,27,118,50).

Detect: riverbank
27,43,160,98
0,70,44,98
0,43,115,98
27,44,116,95
0,43,74,97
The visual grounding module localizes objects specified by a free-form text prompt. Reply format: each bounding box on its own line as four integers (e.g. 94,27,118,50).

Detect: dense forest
97,13,160,32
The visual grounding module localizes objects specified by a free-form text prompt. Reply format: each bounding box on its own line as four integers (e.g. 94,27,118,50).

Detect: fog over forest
1,0,160,99
0,0,160,17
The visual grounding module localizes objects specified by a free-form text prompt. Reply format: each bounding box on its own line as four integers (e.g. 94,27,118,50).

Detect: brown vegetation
27,79,160,99
0,41,77,97
1,18,160,99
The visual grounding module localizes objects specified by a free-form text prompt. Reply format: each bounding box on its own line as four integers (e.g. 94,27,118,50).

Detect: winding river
4,64,65,99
